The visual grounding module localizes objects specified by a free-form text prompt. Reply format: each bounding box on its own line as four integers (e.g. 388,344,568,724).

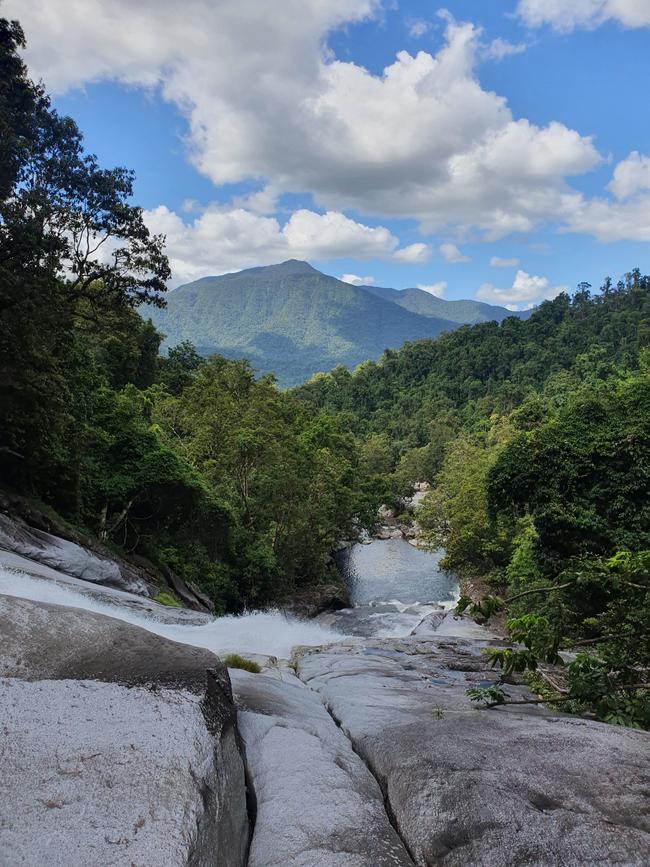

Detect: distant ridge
362,283,517,324
147,260,525,387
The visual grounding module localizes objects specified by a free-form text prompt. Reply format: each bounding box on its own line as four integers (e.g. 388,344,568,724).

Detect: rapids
0,537,458,658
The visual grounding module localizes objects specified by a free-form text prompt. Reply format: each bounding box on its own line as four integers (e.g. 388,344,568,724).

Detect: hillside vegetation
296,279,650,727
0,20,384,612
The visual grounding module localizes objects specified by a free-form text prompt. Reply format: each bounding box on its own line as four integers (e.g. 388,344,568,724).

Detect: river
0,537,458,657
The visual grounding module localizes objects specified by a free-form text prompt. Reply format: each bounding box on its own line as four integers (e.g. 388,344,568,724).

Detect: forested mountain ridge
148,260,523,386
295,279,650,445
363,283,520,324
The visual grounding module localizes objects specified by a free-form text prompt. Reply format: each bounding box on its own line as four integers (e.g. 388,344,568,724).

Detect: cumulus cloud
143,204,415,285
440,242,470,263
476,269,567,310
283,210,398,259
9,2,603,242
561,195,650,243
418,282,447,298
517,0,650,31
556,152,650,242
340,274,375,285
607,151,650,199
392,242,431,263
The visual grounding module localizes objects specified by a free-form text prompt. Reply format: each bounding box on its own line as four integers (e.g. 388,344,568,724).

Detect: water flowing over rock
0,594,249,867
0,507,214,611
2,538,649,866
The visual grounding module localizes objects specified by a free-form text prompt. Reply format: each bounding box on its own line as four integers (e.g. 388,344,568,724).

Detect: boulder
280,582,350,619
231,667,413,866
161,562,216,613
298,635,650,866
0,511,156,597
0,594,249,867
0,548,212,624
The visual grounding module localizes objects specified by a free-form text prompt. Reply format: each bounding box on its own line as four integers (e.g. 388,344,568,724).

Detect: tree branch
504,581,574,604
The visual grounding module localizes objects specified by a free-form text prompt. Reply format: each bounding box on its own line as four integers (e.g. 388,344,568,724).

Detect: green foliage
296,276,650,455
0,22,379,615
153,591,183,608
466,684,508,706
419,420,515,577
223,654,262,673
153,357,377,606
298,270,650,728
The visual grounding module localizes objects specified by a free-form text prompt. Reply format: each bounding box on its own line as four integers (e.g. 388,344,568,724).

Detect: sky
8,0,650,307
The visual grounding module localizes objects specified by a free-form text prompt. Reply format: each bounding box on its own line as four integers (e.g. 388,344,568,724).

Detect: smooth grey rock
298,637,650,867
0,512,154,596
231,668,413,867
0,549,212,624
409,610,447,635
413,610,494,641
0,595,249,867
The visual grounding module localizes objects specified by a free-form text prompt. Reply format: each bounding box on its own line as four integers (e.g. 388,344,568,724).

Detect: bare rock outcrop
297,634,650,866
0,594,249,867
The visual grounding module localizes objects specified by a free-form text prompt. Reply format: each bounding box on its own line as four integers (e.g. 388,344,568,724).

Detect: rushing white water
0,538,460,658
0,566,347,659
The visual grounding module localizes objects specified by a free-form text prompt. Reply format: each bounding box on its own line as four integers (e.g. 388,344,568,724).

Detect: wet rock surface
0,548,212,624
3,536,649,867
297,632,650,867
0,511,156,596
0,510,214,611
0,595,249,867
280,582,350,619
231,667,413,867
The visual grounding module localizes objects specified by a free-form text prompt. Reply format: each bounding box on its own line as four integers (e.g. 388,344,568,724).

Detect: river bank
1,527,649,865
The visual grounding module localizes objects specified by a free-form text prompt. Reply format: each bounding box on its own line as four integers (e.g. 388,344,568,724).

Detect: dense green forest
0,19,384,612
297,282,650,727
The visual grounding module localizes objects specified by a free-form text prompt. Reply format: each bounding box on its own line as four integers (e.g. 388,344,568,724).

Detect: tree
0,15,169,491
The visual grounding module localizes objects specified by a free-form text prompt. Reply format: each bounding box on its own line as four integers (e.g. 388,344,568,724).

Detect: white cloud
476,270,567,310
418,282,447,298
607,151,650,199
392,242,431,263
482,38,528,61
407,19,428,38
340,273,375,285
283,209,397,259
440,242,470,263
490,256,520,267
558,152,650,242
517,0,650,31
561,194,650,243
9,2,602,241
145,204,404,286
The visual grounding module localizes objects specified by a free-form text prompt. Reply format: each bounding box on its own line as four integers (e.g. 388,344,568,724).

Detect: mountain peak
273,259,319,274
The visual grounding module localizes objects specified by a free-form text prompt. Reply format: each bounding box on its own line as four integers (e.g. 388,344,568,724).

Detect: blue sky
10,0,650,307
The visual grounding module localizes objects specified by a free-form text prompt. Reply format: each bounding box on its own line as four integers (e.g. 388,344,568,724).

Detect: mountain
148,260,522,386
362,284,517,324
